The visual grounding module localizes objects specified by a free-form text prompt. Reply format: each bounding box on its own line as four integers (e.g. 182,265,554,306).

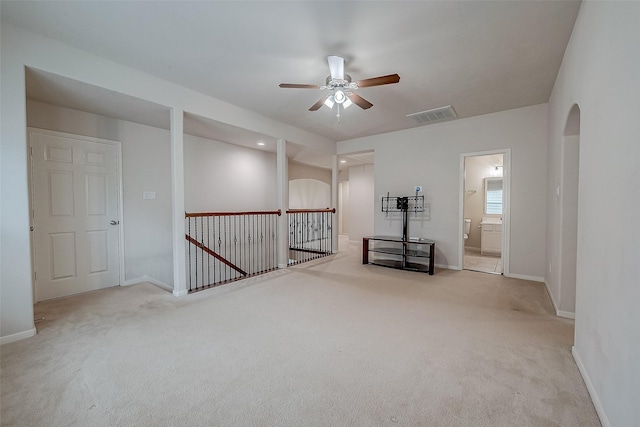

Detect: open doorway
337,151,375,246
557,104,580,318
460,150,510,275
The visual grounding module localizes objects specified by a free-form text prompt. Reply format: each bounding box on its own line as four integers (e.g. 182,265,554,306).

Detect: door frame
28,127,125,302
458,148,511,275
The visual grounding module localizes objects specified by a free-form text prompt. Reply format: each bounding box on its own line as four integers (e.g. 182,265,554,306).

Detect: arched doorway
289,179,331,209
559,104,581,317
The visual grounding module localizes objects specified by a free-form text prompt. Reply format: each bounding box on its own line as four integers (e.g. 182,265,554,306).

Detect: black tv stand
362,193,435,275
363,235,435,275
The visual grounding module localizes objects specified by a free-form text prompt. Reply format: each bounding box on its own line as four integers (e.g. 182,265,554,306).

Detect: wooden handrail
186,210,281,218
185,235,247,276
286,208,336,214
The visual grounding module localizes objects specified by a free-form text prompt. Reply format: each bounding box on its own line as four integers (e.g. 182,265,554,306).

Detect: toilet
464,218,471,241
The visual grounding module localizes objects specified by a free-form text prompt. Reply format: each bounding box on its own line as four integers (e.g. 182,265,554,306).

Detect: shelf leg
362,238,369,264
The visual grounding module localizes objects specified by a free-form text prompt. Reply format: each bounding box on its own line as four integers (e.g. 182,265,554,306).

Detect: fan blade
356,74,400,88
309,95,330,111
279,83,320,89
327,56,344,80
347,93,373,110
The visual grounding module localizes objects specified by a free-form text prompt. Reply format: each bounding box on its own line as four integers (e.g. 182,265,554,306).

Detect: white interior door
30,129,121,301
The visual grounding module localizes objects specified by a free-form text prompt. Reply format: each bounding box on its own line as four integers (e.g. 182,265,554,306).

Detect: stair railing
185,210,280,293
287,208,335,265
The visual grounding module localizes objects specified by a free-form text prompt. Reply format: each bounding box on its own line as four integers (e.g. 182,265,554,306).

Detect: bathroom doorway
459,150,510,275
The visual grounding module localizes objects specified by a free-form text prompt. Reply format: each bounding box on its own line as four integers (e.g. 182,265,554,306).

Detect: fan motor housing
326,74,352,87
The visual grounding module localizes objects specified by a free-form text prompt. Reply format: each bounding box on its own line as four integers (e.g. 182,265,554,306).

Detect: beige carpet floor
1,239,600,426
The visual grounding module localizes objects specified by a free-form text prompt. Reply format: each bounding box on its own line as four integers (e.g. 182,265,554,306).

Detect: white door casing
459,148,511,275
30,129,121,301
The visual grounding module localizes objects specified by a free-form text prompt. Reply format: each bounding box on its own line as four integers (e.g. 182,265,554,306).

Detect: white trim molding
1,328,37,345
144,276,173,292
172,288,188,297
123,276,173,292
544,280,576,319
436,263,460,271
505,272,544,282
557,310,576,320
459,149,511,274
122,277,145,286
544,280,560,312
572,346,611,427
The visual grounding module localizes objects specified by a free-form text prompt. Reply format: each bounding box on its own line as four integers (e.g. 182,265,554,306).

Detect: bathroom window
484,178,503,214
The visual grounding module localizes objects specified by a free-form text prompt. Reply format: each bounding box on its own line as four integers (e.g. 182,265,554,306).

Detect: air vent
407,105,457,125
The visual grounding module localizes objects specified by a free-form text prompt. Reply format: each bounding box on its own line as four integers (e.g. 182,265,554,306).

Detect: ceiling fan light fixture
324,96,335,109
279,55,399,114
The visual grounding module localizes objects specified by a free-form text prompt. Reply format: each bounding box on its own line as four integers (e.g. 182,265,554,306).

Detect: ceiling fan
279,56,400,112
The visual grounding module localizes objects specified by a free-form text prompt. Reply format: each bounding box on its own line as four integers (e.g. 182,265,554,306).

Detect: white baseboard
572,346,611,427
122,277,145,286
544,280,560,312
544,281,576,319
172,288,188,297
505,272,544,282
1,327,36,345
122,276,173,292
557,310,575,319
436,263,460,271
143,276,173,292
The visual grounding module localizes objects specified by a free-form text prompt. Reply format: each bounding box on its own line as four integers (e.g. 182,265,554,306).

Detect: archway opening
559,104,581,319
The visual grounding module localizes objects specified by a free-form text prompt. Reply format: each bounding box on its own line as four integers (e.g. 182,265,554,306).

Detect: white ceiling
3,1,580,167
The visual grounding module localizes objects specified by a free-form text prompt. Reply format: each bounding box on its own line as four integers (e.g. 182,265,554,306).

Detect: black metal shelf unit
362,193,435,275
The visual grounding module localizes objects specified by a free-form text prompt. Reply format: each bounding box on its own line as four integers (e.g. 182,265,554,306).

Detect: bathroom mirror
484,177,503,214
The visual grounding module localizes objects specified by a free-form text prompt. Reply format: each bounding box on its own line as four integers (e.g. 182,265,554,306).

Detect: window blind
485,179,503,214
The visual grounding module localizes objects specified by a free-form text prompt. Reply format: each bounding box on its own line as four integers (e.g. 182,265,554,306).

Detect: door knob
110,220,120,225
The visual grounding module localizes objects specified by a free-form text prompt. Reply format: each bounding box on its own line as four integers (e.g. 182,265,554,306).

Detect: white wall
546,2,640,426
558,134,579,317
184,135,277,212
338,104,547,275
1,25,34,342
289,180,330,210
26,102,283,286
339,182,350,235
1,23,334,342
119,123,173,285
27,100,174,287
288,161,331,185
347,164,374,242
287,161,332,209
